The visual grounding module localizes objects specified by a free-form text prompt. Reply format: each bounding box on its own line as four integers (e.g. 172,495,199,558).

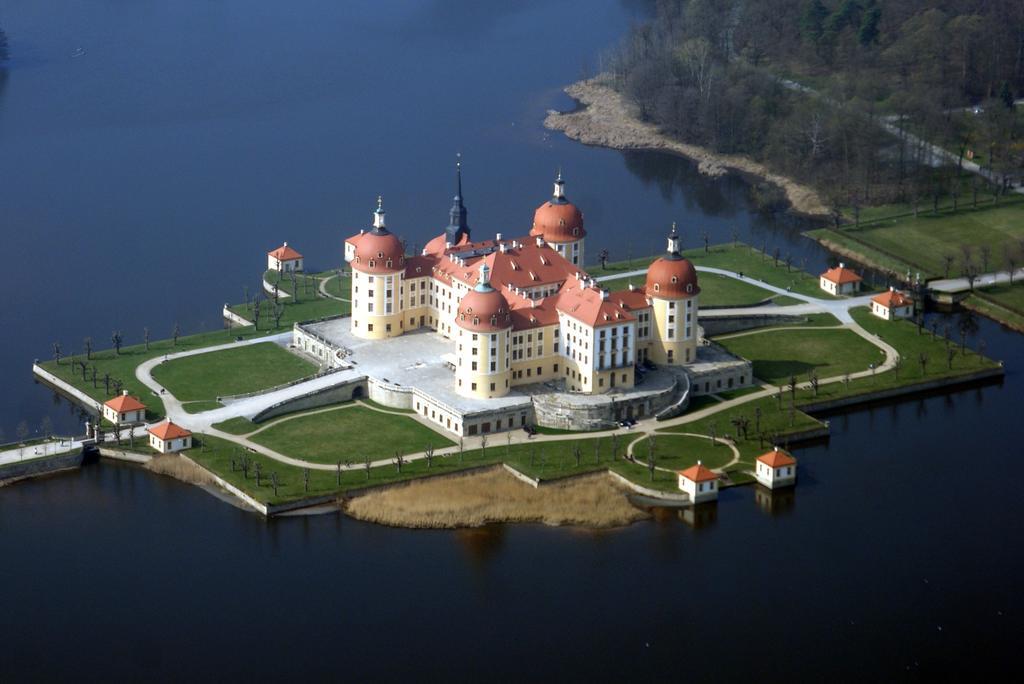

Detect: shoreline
544,76,828,218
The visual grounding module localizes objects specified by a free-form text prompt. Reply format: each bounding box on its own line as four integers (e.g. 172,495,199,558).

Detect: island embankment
344,467,649,529
544,76,828,217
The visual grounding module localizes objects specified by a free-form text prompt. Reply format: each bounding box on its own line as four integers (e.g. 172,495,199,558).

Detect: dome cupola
352,196,405,274
645,223,700,298
530,171,585,244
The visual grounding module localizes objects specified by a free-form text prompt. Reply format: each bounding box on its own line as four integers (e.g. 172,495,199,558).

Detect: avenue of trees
607,0,1024,210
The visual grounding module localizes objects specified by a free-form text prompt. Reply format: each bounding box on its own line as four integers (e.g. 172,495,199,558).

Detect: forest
608,0,1024,212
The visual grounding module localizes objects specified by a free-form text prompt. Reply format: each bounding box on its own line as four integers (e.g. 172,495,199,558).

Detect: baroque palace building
343,166,701,401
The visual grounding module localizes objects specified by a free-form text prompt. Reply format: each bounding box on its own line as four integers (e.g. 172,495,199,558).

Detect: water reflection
454,525,506,568
754,486,796,516
680,501,717,530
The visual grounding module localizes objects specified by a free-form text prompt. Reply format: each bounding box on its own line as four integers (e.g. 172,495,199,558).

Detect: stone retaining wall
533,380,677,431
221,306,253,328
701,314,806,336
0,449,86,483
250,376,369,424
32,364,103,415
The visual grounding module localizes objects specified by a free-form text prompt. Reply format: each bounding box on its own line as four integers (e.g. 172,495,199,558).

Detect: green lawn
603,271,776,308
182,401,223,414
757,307,1002,406
189,428,682,506
39,326,276,421
964,283,1024,332
663,396,826,470
250,406,454,464
212,417,257,435
631,433,734,471
717,328,884,385
592,243,835,299
151,342,316,402
807,201,1024,280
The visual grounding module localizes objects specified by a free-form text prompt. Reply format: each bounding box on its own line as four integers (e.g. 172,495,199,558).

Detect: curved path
318,273,350,302
133,265,900,477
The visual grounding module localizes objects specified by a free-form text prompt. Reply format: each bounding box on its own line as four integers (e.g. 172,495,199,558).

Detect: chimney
122,390,129,396
283,241,288,246
496,232,503,242
628,283,635,291
601,289,609,300
535,236,544,247
839,262,845,269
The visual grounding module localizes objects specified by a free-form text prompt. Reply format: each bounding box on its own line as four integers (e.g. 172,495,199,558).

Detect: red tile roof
679,463,717,482
104,394,146,413
820,265,862,284
148,421,192,441
872,289,913,309
268,243,302,261
554,279,635,328
757,448,796,468
610,287,651,312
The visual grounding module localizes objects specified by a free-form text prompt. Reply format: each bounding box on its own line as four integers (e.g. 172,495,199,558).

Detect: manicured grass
686,395,721,412
182,401,223,414
189,429,678,505
807,200,1024,280
212,417,257,435
714,385,764,400
250,406,455,464
964,285,1024,332
39,325,274,421
592,244,836,299
717,328,884,385
761,308,1002,407
227,295,346,331
664,396,826,468
770,295,804,306
631,434,734,471
151,342,316,402
602,271,775,308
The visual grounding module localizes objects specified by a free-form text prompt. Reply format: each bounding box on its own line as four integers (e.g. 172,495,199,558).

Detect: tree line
605,0,1024,210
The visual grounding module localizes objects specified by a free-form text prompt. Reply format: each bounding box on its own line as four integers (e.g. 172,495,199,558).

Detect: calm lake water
1,2,1021,680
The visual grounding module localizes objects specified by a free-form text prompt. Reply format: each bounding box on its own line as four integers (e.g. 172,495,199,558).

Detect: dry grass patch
344,467,649,529
146,454,216,486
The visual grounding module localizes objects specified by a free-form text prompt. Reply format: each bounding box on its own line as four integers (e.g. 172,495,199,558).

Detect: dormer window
490,315,497,326
473,316,480,325
671,276,678,284
654,283,661,292
386,259,393,268
573,227,579,236
368,259,375,268
377,251,384,259
687,284,693,293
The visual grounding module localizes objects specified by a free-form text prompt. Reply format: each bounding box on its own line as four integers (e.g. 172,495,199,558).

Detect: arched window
386,259,393,268
687,284,693,293
572,227,579,236
654,283,661,292
671,275,678,284
368,259,375,268
473,316,479,325
490,315,497,327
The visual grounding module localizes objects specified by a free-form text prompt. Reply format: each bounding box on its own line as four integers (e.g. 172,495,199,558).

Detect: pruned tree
271,472,279,496
303,467,310,493
254,462,262,487
946,347,956,369
144,327,150,352
919,352,929,375
172,323,181,347
83,337,93,360
111,331,123,355
573,442,582,467
424,444,435,469
394,451,404,473
808,369,819,397
364,452,371,480
16,420,30,458
52,342,62,365
598,249,610,269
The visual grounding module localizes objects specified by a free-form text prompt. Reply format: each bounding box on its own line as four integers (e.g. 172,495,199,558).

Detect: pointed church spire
446,153,470,245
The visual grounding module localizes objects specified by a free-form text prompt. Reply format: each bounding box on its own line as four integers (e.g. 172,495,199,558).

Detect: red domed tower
646,224,700,365
349,197,407,339
454,262,513,399
530,172,586,266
